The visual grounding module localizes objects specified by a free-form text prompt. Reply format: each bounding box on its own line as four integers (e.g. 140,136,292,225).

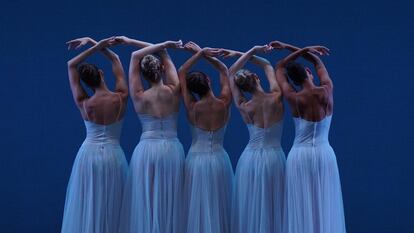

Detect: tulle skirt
231,147,286,233
184,149,234,233
118,138,185,233
61,141,128,233
285,144,346,233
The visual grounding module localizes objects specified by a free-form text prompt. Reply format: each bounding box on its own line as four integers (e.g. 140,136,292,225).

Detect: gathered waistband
292,141,330,148
140,130,177,140
245,144,282,150
139,136,179,142
188,144,225,153
83,138,120,145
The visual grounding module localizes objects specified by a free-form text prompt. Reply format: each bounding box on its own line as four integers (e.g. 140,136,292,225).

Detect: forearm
278,47,310,68
131,43,166,61
250,55,272,68
228,48,270,69
284,44,322,68
67,44,100,67
205,56,227,74
179,51,203,75
125,38,153,48
229,49,256,75
87,38,119,62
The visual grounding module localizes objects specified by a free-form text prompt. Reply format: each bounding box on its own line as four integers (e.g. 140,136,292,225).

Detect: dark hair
234,69,257,92
286,61,308,85
78,63,101,88
186,71,210,97
140,55,162,83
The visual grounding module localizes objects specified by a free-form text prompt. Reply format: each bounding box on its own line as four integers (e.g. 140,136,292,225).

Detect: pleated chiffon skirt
61,141,128,233
232,147,286,233
118,138,185,233
285,144,346,233
184,148,234,233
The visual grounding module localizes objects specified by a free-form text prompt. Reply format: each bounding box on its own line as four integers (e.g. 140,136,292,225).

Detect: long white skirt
61,141,128,233
184,148,234,233
285,144,346,233
232,147,286,233
118,138,185,233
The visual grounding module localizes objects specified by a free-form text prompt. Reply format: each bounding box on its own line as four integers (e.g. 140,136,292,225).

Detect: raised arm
129,40,182,99
114,36,153,48
66,37,113,106
182,42,231,106
271,41,332,90
114,36,179,89
225,45,280,93
158,49,180,92
177,49,205,110
209,56,231,106
66,37,128,98
275,46,330,97
184,41,231,105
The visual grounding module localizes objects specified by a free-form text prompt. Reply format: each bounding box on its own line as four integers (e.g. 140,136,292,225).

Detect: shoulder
266,91,283,102
111,91,127,101
158,85,179,99
313,86,331,99
284,90,300,103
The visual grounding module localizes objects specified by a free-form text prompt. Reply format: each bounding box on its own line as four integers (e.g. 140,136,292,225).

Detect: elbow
130,52,142,64
67,60,76,68
263,64,274,72
222,70,229,78
111,54,120,61
131,51,140,59
220,66,229,75
261,58,271,67
178,67,186,76
228,66,238,77
275,61,286,70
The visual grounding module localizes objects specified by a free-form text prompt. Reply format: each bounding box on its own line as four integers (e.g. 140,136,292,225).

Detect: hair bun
186,71,210,97
78,63,101,88
286,61,308,85
140,55,162,83
234,69,257,92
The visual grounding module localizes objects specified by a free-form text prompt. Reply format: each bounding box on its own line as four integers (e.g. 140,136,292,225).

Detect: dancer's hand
113,36,130,44
252,45,273,53
183,41,202,53
162,40,183,49
305,46,330,56
66,37,93,50
268,40,287,50
219,49,240,58
96,37,118,49
202,47,222,57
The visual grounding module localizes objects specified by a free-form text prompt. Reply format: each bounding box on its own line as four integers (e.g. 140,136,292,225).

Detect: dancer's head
234,69,258,93
285,62,313,86
78,63,102,89
186,71,210,97
140,55,163,84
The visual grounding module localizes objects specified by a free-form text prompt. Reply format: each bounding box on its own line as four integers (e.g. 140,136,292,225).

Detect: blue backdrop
1,0,413,232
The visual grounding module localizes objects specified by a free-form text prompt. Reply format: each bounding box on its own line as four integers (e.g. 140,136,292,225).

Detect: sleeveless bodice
83,120,123,144
245,120,283,149
293,115,332,146
189,124,227,153
138,113,178,140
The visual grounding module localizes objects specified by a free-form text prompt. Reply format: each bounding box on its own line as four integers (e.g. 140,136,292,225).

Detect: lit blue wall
1,0,413,232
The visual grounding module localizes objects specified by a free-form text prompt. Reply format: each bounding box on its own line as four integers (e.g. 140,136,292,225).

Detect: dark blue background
1,0,413,232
